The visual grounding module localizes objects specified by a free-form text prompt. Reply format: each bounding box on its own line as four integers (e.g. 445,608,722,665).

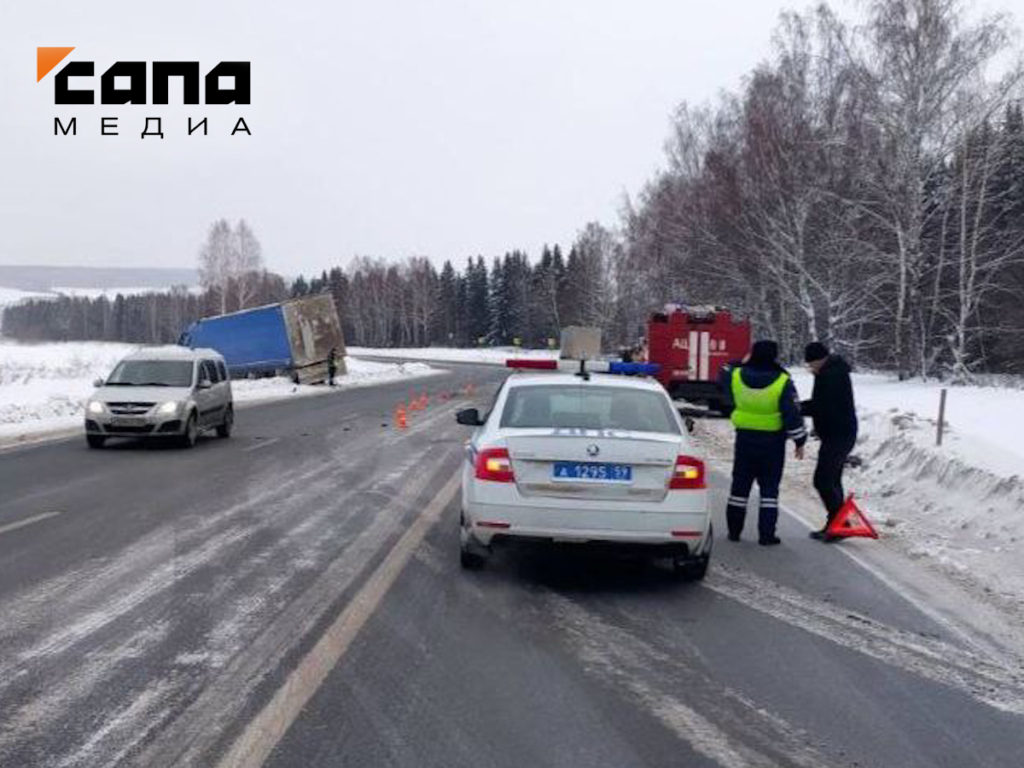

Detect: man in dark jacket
801,342,858,540
718,340,807,545
327,347,339,387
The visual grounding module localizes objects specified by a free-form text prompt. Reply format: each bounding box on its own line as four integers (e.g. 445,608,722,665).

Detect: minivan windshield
106,360,194,387
500,385,680,434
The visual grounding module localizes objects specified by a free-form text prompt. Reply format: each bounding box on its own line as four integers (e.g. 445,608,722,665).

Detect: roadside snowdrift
0,341,439,443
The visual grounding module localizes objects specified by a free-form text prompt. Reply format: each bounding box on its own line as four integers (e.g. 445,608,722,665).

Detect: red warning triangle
826,495,879,540
37,47,75,82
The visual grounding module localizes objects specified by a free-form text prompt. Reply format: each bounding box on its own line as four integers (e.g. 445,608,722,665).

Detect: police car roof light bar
505,359,558,370
504,358,662,378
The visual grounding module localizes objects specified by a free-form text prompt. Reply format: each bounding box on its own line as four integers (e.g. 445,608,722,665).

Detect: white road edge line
0,510,62,537
772,496,991,653
710,465,996,658
215,470,461,768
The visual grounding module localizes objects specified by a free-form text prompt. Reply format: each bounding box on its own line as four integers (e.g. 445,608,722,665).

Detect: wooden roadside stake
936,388,947,447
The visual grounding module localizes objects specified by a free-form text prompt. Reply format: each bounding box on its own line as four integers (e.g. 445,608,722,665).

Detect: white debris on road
0,340,440,443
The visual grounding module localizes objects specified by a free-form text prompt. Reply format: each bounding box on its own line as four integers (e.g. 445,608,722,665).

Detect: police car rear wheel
674,525,711,580
674,554,709,581
459,512,487,570
460,549,486,570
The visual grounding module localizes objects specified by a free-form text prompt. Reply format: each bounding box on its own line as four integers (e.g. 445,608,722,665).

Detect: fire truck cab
646,305,752,412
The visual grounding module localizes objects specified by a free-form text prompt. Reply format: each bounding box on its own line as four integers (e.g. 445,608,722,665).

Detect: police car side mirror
93,378,105,388
197,378,213,390
456,408,483,426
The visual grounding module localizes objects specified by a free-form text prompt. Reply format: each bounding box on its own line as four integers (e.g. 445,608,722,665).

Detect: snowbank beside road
0,340,440,444
349,346,559,365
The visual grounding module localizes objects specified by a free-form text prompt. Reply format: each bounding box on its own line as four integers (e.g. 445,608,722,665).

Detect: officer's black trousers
814,434,857,521
727,431,785,539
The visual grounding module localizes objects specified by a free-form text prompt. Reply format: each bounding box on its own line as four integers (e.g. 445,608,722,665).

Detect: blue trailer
179,294,345,383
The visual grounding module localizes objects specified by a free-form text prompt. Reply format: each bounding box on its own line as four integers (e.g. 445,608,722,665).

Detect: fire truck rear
645,305,752,412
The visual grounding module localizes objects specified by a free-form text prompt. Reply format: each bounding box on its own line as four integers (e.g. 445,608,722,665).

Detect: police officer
718,340,807,545
801,342,858,540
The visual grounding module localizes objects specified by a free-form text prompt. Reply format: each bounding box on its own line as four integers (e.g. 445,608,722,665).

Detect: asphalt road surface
1,361,1022,768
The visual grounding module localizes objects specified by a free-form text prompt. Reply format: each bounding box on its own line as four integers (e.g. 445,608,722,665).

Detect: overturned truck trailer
179,294,346,384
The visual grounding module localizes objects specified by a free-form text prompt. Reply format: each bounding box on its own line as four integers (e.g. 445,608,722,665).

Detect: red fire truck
645,305,752,411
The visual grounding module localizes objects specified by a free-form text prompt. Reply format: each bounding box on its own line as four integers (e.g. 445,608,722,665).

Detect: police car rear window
500,385,679,434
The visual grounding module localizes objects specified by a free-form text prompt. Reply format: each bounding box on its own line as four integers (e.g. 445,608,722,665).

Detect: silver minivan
85,346,234,449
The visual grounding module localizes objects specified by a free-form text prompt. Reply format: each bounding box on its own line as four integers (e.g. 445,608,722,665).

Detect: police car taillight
475,448,515,482
669,456,705,490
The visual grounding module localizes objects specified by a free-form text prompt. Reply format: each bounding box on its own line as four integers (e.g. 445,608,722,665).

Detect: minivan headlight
157,401,181,416
87,400,105,415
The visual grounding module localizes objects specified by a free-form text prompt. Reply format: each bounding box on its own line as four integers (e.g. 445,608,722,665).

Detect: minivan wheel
86,434,106,449
180,413,199,449
216,407,233,438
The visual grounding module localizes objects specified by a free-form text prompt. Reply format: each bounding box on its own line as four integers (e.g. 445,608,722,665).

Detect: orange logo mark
37,47,75,82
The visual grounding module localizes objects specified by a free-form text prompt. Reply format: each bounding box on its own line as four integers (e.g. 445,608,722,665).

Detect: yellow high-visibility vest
730,367,788,432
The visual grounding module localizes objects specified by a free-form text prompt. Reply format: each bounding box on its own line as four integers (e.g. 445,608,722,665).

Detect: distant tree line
1,274,289,344
288,227,622,349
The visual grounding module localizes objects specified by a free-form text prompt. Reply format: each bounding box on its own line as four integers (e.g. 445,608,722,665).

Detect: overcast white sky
0,0,1018,276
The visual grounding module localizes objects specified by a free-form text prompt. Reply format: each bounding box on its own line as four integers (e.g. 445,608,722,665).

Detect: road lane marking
216,470,461,768
706,563,1024,716
702,460,1016,664
0,511,62,537
548,592,829,768
243,438,281,452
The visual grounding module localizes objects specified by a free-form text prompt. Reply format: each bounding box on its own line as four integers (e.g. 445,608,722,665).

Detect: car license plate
110,417,145,427
552,462,632,483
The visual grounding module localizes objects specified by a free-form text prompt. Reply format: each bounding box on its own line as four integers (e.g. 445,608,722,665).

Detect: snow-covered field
348,346,559,365
0,341,439,444
697,369,1024,627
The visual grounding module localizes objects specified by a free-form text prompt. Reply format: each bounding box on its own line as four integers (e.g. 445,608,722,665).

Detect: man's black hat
804,341,830,363
749,340,779,367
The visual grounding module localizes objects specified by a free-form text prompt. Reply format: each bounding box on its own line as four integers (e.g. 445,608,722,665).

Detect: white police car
455,360,712,578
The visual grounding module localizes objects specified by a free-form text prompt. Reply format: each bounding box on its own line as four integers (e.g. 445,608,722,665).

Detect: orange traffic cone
395,403,407,430
825,495,879,540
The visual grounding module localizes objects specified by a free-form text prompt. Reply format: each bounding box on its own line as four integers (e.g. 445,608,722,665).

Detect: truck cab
646,306,751,412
